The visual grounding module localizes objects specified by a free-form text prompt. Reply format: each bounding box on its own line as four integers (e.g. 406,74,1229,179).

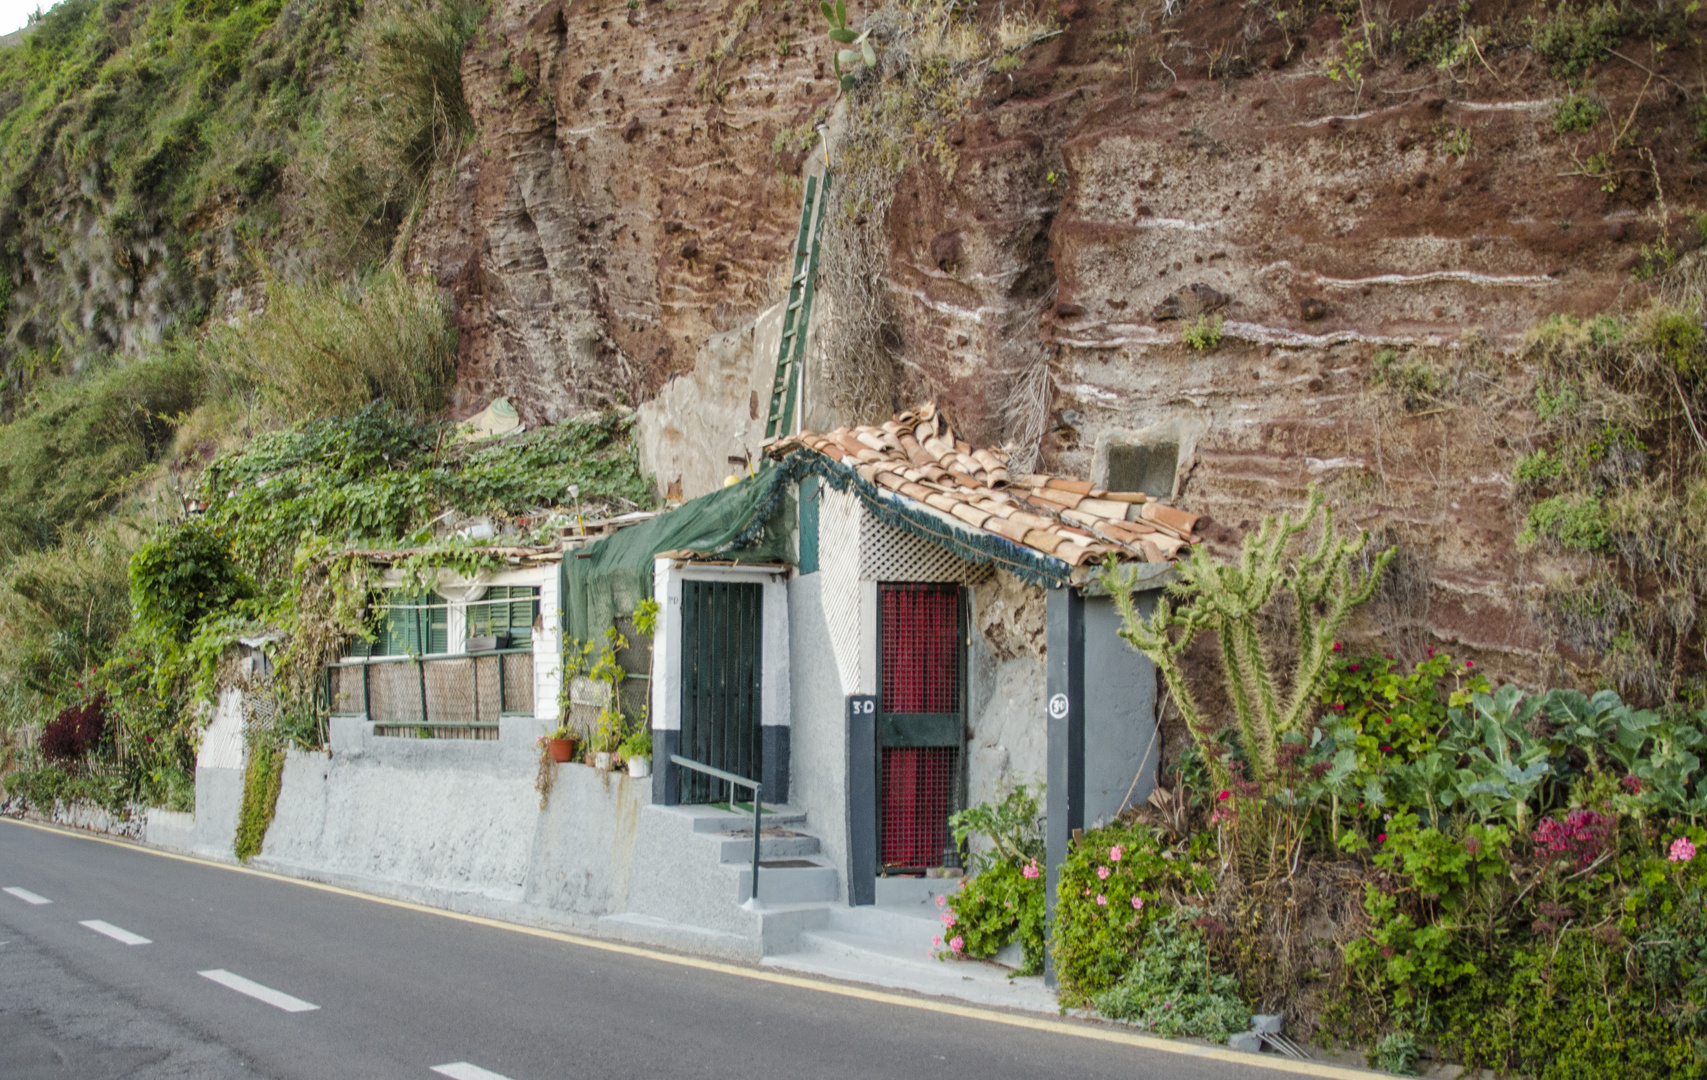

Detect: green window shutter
426,596,448,655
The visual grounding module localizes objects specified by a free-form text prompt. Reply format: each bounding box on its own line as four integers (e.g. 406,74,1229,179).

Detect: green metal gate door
679,580,763,804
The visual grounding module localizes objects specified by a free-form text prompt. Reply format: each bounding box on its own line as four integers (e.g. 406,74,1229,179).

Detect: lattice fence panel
858,504,992,585
502,652,535,715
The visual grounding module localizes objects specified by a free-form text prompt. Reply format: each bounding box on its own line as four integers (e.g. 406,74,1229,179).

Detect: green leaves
819,0,876,94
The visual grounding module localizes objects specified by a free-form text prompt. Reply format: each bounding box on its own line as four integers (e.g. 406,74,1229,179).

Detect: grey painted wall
786,573,849,902
1083,593,1159,827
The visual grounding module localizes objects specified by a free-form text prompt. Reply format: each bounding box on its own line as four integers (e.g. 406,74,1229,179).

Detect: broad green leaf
828,27,858,42
860,39,877,66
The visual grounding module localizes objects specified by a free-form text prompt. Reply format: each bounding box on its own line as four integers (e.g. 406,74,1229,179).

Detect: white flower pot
627,756,651,779
594,751,613,771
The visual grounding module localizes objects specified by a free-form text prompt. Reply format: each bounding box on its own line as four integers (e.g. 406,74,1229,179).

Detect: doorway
679,579,763,804
876,582,965,870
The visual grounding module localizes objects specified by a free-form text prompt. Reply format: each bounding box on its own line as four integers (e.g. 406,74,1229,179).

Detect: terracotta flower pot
547,737,576,763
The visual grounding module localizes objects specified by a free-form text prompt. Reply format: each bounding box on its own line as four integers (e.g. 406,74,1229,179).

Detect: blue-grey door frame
1043,585,1085,985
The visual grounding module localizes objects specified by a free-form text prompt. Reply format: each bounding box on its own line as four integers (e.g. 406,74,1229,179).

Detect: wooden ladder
764,169,832,440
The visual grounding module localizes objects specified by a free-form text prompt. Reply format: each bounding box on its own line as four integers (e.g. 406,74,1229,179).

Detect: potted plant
621,728,653,778
545,725,578,763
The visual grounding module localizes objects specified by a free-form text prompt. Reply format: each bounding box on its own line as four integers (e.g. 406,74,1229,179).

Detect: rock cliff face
416,0,1707,686
411,0,843,425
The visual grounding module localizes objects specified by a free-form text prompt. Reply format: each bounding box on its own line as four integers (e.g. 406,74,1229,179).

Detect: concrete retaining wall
251,714,652,928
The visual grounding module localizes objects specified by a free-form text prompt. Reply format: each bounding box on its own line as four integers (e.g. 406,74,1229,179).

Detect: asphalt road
0,819,1336,1080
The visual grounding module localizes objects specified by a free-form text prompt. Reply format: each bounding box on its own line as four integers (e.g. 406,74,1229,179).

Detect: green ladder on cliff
764,169,832,440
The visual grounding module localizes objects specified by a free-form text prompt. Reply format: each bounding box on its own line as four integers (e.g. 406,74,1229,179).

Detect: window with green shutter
349,591,450,656
467,586,540,647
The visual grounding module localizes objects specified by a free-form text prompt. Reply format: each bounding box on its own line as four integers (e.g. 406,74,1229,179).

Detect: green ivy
234,738,285,863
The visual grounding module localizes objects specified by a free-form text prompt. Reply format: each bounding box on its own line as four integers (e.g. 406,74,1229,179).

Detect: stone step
709,830,822,862
687,807,808,834
725,860,840,904
826,902,943,943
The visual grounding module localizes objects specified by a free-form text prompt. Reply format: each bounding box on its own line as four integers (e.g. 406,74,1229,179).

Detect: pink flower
1110,845,1124,862
1332,641,1342,652
941,910,957,927
1097,866,1110,880
949,936,964,953
1377,833,1387,843
1671,837,1697,863
1466,659,1475,669
933,935,942,948
1384,716,1393,725
1348,663,1361,672
1131,895,1144,910
1217,790,1230,801
1096,895,1107,906
936,894,946,909
1084,887,1093,896
1427,646,1436,658
1022,860,1041,879
1333,702,1346,712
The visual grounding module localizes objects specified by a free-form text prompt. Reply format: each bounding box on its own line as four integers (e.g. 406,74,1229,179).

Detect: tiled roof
767,404,1202,568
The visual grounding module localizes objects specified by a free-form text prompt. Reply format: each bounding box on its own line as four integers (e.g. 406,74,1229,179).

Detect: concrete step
709,829,821,863
874,875,963,910
687,807,807,834
826,902,943,943
726,861,840,904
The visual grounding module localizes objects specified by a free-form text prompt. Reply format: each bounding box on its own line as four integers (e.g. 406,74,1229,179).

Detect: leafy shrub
1647,309,1705,376
1371,349,1446,411
938,786,1046,972
0,350,204,553
1093,907,1251,1042
38,694,109,763
1521,493,1612,553
950,782,1044,868
1529,2,1634,80
937,860,1046,973
1052,823,1212,1004
1374,1032,1422,1075
1553,93,1605,133
1181,314,1223,352
129,521,252,642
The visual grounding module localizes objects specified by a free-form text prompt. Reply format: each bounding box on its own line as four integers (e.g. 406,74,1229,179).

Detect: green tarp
561,464,795,643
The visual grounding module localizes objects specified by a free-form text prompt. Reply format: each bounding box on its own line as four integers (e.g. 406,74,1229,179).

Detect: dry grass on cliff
817,0,1053,427
299,0,485,270
216,266,457,423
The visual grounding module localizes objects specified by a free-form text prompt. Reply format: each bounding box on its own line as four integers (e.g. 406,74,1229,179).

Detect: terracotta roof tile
768,403,1202,570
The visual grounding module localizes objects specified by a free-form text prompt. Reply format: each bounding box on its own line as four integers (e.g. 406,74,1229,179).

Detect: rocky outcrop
423,0,1707,685
412,0,842,426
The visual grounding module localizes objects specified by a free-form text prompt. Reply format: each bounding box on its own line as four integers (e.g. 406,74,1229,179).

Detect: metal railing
671,754,763,905
327,649,534,732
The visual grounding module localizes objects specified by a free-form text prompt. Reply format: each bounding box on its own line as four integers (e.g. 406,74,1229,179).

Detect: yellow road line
1,815,1376,1079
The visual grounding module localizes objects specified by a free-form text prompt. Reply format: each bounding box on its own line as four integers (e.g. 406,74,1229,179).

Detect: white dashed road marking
431,1064,516,1080
198,969,319,1012
80,919,151,945
3,887,50,905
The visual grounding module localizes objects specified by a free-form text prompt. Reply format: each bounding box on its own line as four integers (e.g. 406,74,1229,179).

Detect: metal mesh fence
881,746,958,869
880,583,960,714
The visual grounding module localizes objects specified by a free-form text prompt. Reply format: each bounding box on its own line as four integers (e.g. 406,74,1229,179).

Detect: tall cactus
1103,485,1393,787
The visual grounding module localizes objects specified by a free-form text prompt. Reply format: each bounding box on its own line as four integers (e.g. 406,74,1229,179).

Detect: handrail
670,754,763,906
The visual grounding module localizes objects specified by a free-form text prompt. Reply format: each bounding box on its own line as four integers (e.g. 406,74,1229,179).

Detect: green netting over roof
560,463,796,642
